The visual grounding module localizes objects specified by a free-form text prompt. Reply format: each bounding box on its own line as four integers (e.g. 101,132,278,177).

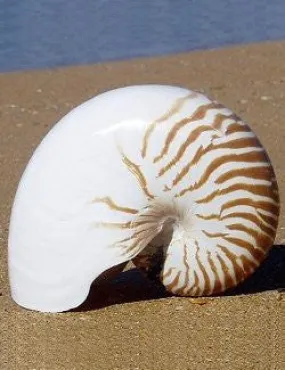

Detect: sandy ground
0,41,285,370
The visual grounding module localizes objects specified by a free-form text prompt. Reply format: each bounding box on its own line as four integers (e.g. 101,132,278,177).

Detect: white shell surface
8,85,279,312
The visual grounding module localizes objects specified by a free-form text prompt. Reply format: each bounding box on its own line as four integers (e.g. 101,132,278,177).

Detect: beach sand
0,41,284,370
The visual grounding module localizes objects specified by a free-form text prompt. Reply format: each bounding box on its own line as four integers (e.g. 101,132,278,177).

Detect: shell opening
132,198,192,283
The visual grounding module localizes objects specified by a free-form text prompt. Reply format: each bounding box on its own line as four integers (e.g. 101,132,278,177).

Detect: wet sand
0,41,284,369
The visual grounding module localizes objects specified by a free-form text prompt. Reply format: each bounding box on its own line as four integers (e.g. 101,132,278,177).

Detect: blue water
0,0,285,72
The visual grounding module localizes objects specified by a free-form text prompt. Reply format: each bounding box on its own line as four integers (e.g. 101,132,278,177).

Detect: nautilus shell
8,85,279,312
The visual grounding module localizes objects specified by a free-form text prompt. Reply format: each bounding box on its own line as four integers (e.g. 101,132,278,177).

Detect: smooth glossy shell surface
8,85,279,312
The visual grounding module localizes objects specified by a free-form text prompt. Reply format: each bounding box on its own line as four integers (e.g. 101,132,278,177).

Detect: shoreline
0,39,282,76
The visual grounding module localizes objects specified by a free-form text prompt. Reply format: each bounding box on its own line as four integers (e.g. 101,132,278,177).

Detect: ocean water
0,0,285,72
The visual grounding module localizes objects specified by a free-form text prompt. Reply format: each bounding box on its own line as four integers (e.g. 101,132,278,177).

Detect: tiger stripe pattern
93,90,279,296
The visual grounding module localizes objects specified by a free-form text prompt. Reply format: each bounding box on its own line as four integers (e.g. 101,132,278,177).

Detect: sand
0,41,284,370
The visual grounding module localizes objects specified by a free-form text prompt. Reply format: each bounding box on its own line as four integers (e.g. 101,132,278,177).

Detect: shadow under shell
72,245,285,312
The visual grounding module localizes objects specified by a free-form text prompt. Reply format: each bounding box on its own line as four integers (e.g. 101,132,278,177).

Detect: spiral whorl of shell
92,87,279,296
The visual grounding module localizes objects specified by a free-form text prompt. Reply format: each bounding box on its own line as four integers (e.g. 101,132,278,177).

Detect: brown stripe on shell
221,236,265,261
169,137,265,191
195,243,212,295
93,224,155,257
196,183,279,205
226,122,252,135
221,198,279,217
193,136,263,167
207,252,223,294
195,150,268,192
202,230,228,238
182,270,201,296
142,92,195,158
215,165,272,184
123,218,165,256
118,146,155,199
239,255,257,275
91,196,138,214
211,113,241,130
196,213,220,221
129,226,158,240
153,102,224,163
158,125,220,177
121,230,159,257
257,210,279,230
174,244,191,295
175,150,268,198
113,221,159,245
256,233,275,252
217,245,250,287
221,212,276,239
166,136,261,190
162,267,175,280
167,146,204,188
158,114,256,181
216,253,236,289
226,223,274,243
214,136,261,150
189,271,201,295
164,271,182,293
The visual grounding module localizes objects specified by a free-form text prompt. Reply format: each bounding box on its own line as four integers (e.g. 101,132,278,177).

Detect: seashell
8,85,279,312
